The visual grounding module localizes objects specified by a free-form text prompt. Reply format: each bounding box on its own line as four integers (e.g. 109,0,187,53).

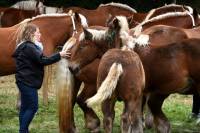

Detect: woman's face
34,28,41,42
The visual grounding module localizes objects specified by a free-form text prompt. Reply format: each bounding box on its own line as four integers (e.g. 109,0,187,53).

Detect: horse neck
133,13,147,23
149,7,185,19
98,6,133,16
32,16,72,49
143,15,194,30
64,7,85,14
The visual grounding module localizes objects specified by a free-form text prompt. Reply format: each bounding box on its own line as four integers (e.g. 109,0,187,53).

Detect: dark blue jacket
13,41,61,89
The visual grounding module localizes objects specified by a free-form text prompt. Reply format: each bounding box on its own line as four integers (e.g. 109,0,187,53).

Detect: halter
185,10,196,27
67,10,77,36
71,14,77,36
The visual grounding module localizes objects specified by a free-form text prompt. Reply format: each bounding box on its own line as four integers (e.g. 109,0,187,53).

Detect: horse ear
83,28,92,40
106,14,113,26
127,15,134,25
113,18,120,29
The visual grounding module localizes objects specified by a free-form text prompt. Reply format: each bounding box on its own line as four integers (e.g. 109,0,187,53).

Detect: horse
63,2,140,27
0,11,87,75
0,12,88,132
11,0,44,12
56,16,130,132
143,3,193,20
86,48,145,133
0,8,40,27
133,24,200,48
67,15,200,132
130,9,199,36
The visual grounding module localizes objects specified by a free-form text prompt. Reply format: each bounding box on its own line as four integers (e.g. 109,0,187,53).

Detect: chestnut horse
57,16,130,132
144,3,193,21
11,0,44,12
0,6,64,27
130,9,199,36
68,16,200,132
86,48,145,133
0,8,40,27
63,2,139,27
0,11,87,75
0,12,88,132
134,24,200,48
64,3,193,28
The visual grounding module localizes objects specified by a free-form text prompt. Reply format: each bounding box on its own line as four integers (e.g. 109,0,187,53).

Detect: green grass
0,75,200,133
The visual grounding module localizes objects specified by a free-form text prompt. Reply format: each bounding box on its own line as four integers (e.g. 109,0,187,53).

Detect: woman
12,23,70,133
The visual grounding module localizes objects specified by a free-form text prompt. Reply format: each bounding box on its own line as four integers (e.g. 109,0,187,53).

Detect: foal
86,47,145,133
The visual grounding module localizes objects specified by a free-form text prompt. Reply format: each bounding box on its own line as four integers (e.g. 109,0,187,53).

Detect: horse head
69,16,130,74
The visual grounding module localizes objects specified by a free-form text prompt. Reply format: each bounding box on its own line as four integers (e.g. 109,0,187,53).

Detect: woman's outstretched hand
59,50,71,58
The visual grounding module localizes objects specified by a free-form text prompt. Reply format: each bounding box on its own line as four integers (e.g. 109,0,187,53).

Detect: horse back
97,48,145,98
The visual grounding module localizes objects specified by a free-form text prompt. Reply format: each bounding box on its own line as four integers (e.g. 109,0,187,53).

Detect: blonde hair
16,23,38,45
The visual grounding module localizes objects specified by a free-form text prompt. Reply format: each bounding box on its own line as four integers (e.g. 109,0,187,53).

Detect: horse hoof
144,115,153,129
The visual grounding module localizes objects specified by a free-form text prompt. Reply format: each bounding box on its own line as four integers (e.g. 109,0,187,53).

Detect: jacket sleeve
24,43,61,65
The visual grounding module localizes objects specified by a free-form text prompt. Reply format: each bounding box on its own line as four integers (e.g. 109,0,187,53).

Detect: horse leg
121,97,143,133
102,97,116,133
144,107,154,129
76,83,100,132
71,77,82,132
147,94,170,133
142,94,154,129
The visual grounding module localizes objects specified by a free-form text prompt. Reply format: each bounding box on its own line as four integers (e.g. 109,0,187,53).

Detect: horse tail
86,62,123,107
42,65,54,106
56,58,74,133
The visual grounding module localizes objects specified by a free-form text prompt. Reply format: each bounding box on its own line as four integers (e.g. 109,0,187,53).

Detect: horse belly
117,65,144,100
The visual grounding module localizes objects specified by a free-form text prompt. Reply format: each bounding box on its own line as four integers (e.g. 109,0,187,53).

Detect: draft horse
57,16,130,132
130,9,199,36
0,8,40,27
63,2,138,27
68,16,200,132
86,48,145,133
0,12,87,131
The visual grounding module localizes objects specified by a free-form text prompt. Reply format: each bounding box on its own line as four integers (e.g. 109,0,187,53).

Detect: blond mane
132,11,195,36
99,2,137,13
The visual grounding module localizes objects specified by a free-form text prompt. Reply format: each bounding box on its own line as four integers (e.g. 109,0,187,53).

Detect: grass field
0,75,200,133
